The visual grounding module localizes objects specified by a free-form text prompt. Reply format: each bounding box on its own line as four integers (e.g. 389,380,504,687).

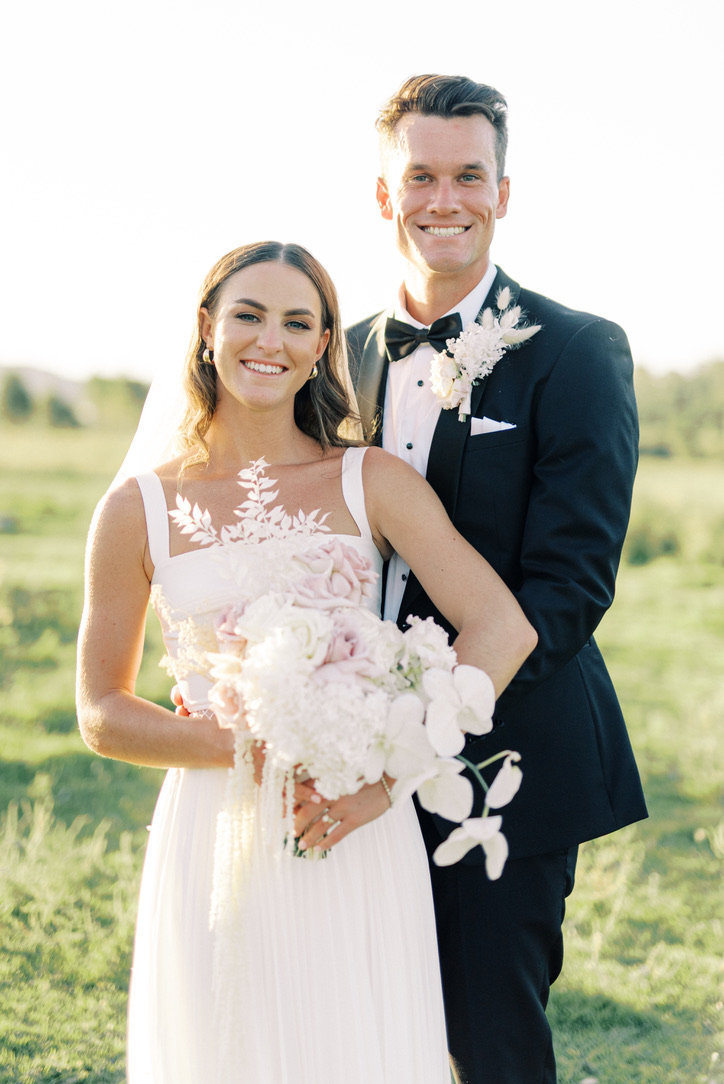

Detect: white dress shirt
382,264,498,622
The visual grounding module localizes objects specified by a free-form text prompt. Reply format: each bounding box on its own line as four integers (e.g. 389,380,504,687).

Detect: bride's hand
293,778,393,854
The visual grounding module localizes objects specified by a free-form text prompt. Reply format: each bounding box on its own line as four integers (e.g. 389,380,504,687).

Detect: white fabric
111,363,187,489
383,263,498,622
127,447,450,1084
470,416,517,435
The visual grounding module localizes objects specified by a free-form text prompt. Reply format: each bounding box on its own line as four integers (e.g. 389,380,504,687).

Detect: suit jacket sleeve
496,315,638,713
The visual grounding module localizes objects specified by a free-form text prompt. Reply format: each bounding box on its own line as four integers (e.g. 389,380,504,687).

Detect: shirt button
401,574,407,581
417,380,424,387
406,442,413,450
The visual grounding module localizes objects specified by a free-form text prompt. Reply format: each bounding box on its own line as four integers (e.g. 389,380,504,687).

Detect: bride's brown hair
180,241,361,464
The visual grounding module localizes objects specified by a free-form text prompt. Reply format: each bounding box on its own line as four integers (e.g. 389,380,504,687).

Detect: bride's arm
76,481,234,769
294,447,536,853
364,447,537,694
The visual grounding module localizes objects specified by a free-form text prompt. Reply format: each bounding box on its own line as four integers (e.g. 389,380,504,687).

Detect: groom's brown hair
376,74,509,181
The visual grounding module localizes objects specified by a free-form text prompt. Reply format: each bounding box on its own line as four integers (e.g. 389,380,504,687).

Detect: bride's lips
241,359,288,375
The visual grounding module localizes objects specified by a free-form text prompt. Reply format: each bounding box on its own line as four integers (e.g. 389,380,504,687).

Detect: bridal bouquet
154,459,522,877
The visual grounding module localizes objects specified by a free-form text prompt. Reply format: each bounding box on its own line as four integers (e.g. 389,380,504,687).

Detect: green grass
2,423,723,1083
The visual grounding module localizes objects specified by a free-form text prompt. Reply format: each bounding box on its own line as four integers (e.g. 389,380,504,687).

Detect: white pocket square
470,416,517,435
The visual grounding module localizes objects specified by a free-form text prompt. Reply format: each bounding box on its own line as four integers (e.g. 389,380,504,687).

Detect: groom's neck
402,261,490,324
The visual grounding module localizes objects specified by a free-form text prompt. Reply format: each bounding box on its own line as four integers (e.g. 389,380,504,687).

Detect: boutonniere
429,287,541,422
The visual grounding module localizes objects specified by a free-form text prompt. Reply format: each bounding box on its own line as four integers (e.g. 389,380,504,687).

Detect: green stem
455,748,516,798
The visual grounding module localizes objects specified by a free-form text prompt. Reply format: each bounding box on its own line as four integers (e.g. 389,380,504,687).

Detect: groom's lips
420,225,470,236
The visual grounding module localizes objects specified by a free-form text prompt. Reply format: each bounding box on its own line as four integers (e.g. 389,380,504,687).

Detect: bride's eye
236,312,260,323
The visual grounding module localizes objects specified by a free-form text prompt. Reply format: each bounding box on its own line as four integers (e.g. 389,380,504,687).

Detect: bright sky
1,0,721,383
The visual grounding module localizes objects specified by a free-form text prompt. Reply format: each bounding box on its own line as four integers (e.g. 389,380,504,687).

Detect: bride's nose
255,321,283,354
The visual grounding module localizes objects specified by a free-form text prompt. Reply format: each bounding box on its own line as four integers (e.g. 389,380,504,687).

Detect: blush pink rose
314,611,380,684
215,603,248,646
209,680,245,725
292,540,378,610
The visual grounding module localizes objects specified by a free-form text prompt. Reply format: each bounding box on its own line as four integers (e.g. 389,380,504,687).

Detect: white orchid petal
462,814,503,841
425,701,466,757
485,754,523,809
424,771,474,822
482,831,509,880
422,667,455,701
460,709,494,737
453,664,496,713
432,827,479,866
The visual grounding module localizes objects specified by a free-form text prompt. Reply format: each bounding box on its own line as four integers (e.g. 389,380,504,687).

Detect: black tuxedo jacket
347,267,647,860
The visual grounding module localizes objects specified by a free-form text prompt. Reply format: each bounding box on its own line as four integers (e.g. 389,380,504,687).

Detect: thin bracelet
380,775,393,807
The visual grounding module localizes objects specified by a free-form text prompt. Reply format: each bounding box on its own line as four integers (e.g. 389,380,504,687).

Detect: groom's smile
420,225,469,237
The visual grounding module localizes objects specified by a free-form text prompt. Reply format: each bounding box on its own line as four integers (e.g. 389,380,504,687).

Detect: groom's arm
496,315,638,712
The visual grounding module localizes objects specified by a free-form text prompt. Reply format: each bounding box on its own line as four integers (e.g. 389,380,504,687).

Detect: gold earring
310,365,319,379
202,347,214,365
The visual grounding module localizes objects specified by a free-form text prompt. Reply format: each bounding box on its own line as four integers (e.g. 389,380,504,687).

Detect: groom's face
377,113,509,291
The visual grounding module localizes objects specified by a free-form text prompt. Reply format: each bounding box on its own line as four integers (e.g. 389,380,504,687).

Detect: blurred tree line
635,360,724,458
3,362,724,459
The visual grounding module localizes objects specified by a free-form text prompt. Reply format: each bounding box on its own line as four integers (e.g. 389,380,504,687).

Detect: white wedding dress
126,447,450,1084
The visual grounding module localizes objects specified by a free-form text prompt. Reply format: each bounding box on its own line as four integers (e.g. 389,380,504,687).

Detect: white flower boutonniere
429,286,542,422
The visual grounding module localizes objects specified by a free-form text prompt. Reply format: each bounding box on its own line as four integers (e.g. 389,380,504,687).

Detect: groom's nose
427,178,461,215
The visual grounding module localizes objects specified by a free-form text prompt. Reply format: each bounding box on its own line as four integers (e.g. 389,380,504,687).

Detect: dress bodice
135,447,382,711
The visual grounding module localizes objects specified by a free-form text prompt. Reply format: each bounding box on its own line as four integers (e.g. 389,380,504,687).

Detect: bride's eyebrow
231,298,316,318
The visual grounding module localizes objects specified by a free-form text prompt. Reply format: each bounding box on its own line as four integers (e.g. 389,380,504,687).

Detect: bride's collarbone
165,456,358,540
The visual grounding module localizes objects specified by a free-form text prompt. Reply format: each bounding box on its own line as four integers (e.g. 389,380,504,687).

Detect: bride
76,241,536,1083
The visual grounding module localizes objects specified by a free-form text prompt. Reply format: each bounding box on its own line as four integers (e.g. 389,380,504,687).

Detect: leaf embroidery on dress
169,457,332,546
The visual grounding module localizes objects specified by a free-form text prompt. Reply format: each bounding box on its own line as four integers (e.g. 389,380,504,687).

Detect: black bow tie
384,313,463,362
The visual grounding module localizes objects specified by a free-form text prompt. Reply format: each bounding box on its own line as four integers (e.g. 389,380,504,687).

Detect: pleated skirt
126,766,450,1083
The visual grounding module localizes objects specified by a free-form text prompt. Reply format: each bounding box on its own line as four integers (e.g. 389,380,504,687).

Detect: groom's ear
376,177,393,220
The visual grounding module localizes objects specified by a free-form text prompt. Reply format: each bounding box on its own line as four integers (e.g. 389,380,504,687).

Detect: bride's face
200,261,330,416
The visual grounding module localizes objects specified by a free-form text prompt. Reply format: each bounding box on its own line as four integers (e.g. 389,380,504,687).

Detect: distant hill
0,365,89,404
1,367,149,428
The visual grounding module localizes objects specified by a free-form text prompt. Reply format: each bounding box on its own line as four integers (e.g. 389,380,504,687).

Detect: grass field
1,424,722,1083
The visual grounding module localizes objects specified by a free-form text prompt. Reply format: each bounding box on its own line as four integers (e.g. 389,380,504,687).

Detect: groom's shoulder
346,311,384,347
501,269,624,339
345,311,384,379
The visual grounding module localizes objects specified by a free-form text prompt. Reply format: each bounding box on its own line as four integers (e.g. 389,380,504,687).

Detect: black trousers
420,810,578,1084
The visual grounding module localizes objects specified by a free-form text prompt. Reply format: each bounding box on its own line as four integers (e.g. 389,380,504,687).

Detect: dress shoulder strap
340,447,372,540
134,472,171,569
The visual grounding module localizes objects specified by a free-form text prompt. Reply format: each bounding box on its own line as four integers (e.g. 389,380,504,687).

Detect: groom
347,74,647,1084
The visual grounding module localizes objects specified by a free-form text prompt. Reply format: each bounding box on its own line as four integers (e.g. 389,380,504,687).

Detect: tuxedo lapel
468,268,522,420
355,313,388,444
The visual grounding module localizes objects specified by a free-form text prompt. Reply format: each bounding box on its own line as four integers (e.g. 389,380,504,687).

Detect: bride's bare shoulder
361,446,421,486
